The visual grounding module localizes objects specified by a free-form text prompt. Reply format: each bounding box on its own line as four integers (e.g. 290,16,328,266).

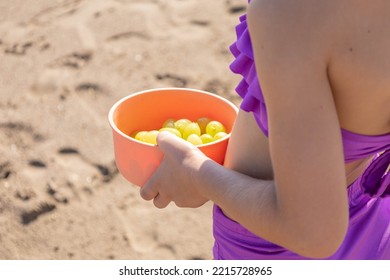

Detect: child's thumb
157,131,196,156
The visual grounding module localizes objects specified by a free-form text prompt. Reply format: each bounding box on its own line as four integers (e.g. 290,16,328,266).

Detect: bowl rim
108,87,239,147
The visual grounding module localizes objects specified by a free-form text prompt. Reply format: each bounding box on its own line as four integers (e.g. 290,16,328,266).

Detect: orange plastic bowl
108,88,238,186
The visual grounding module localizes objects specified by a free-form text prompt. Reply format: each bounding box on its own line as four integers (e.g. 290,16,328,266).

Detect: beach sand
0,0,245,259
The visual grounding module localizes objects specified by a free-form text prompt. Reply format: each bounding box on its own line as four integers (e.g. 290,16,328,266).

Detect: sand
0,0,245,259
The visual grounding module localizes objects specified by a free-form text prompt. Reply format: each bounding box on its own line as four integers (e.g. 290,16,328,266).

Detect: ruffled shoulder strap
229,14,269,136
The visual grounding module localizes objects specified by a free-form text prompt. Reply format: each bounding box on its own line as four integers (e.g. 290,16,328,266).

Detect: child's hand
140,131,209,208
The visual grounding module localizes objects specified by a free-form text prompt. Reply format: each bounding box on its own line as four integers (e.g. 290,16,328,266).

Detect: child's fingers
140,132,179,201
140,177,171,208
153,193,171,209
157,131,196,156
140,174,159,201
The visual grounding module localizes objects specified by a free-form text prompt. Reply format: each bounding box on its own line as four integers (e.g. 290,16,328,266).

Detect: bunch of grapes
130,117,227,145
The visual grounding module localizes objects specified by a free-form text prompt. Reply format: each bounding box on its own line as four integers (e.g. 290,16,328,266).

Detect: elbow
293,217,349,259
275,204,349,259
301,231,347,259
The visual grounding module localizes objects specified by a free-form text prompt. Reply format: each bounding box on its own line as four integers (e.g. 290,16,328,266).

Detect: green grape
130,130,140,138
182,122,201,140
159,127,182,138
143,130,159,144
206,120,226,137
174,119,191,135
200,133,213,144
213,131,228,141
186,134,203,146
132,117,227,146
162,118,176,128
197,117,211,134
134,131,148,142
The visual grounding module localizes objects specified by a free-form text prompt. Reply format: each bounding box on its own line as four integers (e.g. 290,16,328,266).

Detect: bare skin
140,0,390,259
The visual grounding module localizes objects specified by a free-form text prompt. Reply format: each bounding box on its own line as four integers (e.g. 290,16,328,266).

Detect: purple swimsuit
213,6,390,260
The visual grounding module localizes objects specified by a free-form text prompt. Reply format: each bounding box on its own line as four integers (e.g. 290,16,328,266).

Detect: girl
140,0,390,259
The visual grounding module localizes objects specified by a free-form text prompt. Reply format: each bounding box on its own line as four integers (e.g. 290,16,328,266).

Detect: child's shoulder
247,0,340,26
247,0,339,47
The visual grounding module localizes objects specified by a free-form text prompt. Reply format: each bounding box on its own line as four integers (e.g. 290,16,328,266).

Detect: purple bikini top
230,13,390,163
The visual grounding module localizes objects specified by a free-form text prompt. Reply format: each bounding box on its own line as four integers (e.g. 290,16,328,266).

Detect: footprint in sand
55,146,118,190
20,202,56,225
0,121,56,225
9,143,117,226
11,158,56,225
28,0,83,25
155,73,188,87
0,161,12,181
225,0,247,14
4,41,33,56
49,51,92,69
0,121,45,151
0,20,51,57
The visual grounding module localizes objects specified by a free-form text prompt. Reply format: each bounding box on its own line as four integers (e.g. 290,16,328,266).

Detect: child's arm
141,0,349,259
211,0,348,257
